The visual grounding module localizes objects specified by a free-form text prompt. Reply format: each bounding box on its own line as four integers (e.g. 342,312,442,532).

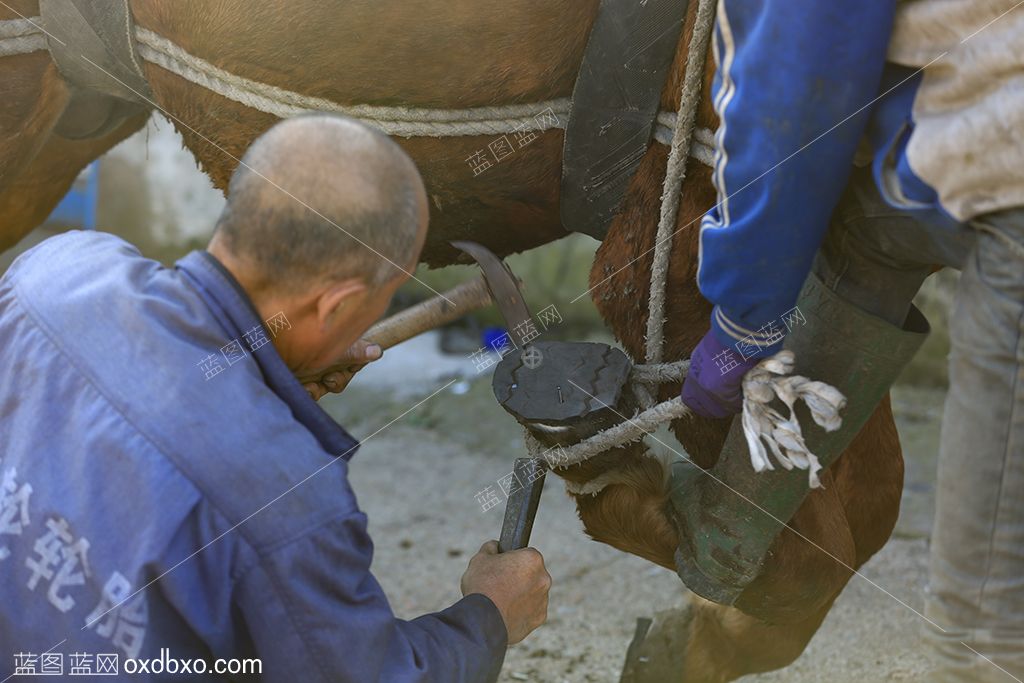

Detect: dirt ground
1,241,954,682
324,335,948,683
1,115,964,683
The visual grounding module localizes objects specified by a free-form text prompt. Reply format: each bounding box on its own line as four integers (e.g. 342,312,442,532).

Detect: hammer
302,274,494,388
307,242,546,553
451,240,548,554
363,275,493,350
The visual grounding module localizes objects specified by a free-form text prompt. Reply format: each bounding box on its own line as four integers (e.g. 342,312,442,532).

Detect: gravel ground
322,339,949,683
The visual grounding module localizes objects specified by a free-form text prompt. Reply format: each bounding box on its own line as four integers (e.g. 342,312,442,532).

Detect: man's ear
316,278,367,330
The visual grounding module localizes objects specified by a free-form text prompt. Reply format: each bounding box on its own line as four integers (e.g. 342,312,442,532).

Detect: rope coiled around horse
532,0,846,494
0,15,714,163
1,11,843,491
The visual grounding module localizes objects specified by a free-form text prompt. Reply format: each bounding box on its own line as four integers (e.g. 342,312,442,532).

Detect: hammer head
451,240,534,348
452,240,546,553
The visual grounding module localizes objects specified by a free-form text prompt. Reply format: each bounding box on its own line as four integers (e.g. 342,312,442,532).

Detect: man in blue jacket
0,114,551,681
673,1,1022,680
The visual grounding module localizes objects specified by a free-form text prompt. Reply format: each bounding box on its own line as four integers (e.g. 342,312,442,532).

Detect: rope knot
740,351,847,489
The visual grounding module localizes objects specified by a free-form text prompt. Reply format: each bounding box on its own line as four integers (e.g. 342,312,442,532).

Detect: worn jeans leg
814,166,975,325
809,168,1024,679
925,208,1024,683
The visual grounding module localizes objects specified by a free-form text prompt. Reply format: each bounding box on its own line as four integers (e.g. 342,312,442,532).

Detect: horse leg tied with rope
0,5,910,680
557,147,907,681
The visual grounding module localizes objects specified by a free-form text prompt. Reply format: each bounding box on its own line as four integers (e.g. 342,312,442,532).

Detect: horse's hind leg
620,398,903,682
620,474,857,682
0,111,148,252
0,46,149,252
0,52,69,200
623,596,835,683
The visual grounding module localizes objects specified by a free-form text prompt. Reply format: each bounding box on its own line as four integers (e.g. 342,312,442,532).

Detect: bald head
212,115,426,293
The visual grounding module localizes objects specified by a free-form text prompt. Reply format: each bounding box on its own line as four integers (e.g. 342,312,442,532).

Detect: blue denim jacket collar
175,250,360,460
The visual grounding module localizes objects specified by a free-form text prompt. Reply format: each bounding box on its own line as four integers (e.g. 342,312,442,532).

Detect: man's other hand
460,541,551,645
681,330,760,419
299,340,382,400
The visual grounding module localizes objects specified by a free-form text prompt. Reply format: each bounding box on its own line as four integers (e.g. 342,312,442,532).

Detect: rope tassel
523,353,845,497
740,351,846,489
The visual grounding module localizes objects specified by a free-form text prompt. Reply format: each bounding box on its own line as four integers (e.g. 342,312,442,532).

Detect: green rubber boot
670,272,929,605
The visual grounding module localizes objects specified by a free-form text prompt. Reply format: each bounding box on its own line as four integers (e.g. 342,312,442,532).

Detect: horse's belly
133,0,599,264
398,131,568,266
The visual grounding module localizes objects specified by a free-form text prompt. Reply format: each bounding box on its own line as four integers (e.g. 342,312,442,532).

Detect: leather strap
561,0,691,240
39,0,153,139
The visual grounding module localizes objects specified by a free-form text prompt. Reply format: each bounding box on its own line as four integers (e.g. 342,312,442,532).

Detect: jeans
816,167,1024,681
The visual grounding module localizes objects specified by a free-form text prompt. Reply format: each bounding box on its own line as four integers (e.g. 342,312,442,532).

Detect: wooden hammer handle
364,275,492,350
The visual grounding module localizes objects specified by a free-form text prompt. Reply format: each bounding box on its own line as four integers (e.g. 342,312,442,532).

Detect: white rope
2,14,844,493
0,16,714,163
132,27,715,153
656,112,717,148
119,0,147,86
133,25,716,155
644,0,717,370
630,358,690,385
524,398,693,470
0,16,45,57
134,27,572,137
654,111,716,165
741,351,846,488
0,32,43,56
0,16,41,38
631,0,845,493
536,0,845,496
526,351,846,495
563,444,675,497
513,0,718,495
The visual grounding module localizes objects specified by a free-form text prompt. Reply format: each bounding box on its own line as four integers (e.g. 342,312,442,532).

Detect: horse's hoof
619,604,693,683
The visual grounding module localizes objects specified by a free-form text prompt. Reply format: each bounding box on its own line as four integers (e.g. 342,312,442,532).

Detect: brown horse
0,1,905,680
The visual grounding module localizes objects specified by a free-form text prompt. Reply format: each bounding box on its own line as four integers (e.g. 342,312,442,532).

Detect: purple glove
681,331,760,419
